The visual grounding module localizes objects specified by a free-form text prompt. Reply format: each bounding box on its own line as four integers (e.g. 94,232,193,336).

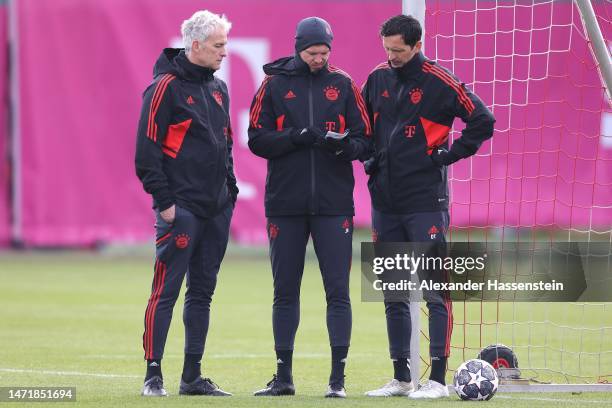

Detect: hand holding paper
324,130,349,141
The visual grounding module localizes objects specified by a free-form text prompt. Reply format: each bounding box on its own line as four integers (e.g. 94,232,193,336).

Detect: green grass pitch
0,248,611,407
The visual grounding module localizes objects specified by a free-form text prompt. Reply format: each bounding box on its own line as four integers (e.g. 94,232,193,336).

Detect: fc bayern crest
324,86,340,101
342,218,352,234
212,90,223,106
175,233,190,249
409,88,423,104
268,223,279,240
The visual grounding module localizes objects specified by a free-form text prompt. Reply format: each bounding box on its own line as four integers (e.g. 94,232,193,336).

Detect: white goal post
402,0,612,393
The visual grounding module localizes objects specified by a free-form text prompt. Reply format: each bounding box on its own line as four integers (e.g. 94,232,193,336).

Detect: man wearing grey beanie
294,16,334,53
248,16,371,398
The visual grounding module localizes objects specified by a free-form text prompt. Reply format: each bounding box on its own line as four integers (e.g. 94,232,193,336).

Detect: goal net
416,0,612,387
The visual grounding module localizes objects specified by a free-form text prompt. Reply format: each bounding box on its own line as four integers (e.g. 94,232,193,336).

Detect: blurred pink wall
14,0,399,245
0,3,9,246
7,0,611,246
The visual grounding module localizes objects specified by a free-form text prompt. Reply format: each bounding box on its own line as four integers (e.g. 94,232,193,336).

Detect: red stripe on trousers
446,296,453,356
156,232,171,246
146,259,162,359
143,259,160,358
443,268,453,356
147,261,166,359
145,260,166,359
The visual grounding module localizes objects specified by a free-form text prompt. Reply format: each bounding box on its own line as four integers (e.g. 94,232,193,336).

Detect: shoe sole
365,392,412,397
408,394,449,399
253,389,296,397
179,391,231,396
141,393,168,397
253,392,295,397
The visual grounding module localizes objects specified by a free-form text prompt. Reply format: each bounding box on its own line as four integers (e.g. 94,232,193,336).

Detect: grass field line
496,395,608,404
83,352,380,359
0,368,140,379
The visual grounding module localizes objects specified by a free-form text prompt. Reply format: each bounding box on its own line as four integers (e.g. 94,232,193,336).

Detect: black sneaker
179,377,232,396
141,376,168,397
325,381,347,398
253,374,295,396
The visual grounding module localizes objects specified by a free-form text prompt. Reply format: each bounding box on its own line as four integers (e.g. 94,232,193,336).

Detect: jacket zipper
309,75,316,215
385,82,408,210
200,83,224,212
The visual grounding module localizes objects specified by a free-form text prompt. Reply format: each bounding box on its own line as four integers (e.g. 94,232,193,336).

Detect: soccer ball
478,344,518,370
453,359,499,401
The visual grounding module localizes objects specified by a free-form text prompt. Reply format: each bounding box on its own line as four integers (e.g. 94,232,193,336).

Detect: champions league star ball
453,359,499,401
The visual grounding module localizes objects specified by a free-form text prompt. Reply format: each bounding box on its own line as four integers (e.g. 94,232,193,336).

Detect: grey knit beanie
295,17,333,52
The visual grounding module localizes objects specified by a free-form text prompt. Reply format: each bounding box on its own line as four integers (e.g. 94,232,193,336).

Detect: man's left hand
430,147,458,166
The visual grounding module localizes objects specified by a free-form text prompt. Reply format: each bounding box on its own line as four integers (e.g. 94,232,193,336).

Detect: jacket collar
295,53,330,77
262,54,329,77
392,51,425,81
175,51,215,82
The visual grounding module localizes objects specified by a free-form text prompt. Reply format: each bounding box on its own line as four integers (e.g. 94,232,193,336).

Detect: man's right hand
290,127,324,146
160,205,176,224
364,156,379,175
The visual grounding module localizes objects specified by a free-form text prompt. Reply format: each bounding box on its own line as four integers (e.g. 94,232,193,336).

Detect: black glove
290,127,324,146
335,141,360,161
320,134,343,152
364,156,378,175
430,147,459,167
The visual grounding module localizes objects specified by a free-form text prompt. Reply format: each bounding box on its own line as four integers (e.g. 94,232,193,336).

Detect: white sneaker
325,384,347,398
365,379,414,397
408,380,449,399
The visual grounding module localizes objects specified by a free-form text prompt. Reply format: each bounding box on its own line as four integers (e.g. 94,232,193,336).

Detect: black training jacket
248,55,371,216
362,52,495,214
135,49,238,219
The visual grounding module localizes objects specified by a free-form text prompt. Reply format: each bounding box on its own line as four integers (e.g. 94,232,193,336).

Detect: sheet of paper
324,130,349,140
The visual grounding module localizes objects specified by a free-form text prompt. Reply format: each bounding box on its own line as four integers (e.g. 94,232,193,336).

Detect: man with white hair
135,10,237,397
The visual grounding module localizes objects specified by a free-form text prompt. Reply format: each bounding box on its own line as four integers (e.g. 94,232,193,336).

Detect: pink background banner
0,2,9,246
15,0,398,246
12,0,611,246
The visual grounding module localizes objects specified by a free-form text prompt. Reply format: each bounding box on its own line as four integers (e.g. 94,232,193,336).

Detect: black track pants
372,209,453,358
143,204,232,360
267,215,353,350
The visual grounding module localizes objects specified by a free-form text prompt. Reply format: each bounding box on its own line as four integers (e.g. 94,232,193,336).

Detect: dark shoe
141,376,168,397
179,377,232,396
253,374,295,396
325,381,347,398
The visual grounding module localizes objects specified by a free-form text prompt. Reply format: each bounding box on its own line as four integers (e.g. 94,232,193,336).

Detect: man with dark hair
362,14,495,399
135,10,237,397
248,16,371,398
